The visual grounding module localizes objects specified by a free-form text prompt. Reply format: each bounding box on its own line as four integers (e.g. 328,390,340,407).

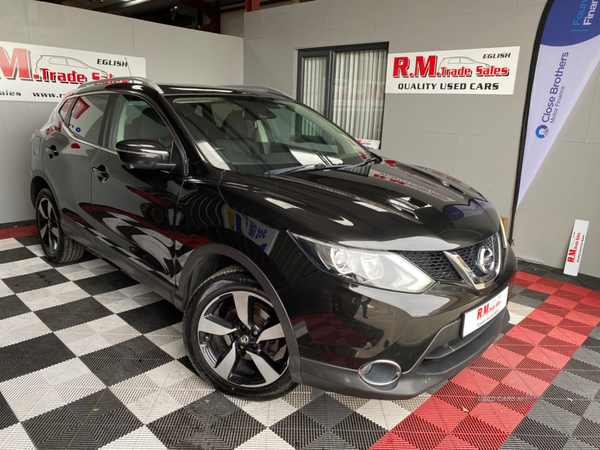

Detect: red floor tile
370,272,600,450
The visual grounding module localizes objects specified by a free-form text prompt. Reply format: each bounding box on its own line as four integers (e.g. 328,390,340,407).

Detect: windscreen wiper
265,155,382,176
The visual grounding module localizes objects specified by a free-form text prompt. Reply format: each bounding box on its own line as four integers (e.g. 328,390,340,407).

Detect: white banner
564,219,589,276
0,41,146,103
385,46,520,95
517,0,600,206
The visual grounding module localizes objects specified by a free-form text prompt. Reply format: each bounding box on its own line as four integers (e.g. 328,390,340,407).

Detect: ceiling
34,0,270,31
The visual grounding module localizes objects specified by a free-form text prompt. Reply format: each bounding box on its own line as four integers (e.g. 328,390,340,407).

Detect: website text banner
517,0,600,206
385,46,520,95
0,41,146,103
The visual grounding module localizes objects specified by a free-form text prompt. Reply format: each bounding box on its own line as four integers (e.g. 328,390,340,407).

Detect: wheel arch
176,243,302,384
30,172,53,208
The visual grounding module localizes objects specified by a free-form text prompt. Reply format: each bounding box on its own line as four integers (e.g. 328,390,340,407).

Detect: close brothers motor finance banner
517,0,600,206
0,41,146,103
385,46,520,95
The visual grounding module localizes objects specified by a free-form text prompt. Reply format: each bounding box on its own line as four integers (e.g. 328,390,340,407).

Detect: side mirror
116,140,176,171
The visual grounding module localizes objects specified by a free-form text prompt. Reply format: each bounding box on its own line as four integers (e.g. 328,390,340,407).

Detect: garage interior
1,0,600,449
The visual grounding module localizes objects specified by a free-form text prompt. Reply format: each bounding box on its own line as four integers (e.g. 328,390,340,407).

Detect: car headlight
497,213,509,248
290,233,435,293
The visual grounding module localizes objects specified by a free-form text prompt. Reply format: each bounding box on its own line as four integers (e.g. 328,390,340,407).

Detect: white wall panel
240,0,600,278
0,0,243,224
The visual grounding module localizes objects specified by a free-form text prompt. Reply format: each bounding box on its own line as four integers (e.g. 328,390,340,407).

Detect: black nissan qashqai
30,77,516,400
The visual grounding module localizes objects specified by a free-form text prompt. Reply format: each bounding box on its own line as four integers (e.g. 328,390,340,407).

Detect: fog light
358,360,402,386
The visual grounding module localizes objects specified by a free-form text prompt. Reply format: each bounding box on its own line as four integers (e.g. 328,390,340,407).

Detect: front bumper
299,306,509,399
278,246,517,398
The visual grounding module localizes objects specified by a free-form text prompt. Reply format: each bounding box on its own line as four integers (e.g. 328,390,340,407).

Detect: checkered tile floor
0,229,599,450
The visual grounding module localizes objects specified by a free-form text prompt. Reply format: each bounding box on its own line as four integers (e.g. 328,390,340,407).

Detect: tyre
35,188,85,264
183,265,296,400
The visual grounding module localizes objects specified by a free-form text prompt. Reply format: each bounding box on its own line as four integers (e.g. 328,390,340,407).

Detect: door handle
92,165,110,182
45,145,59,159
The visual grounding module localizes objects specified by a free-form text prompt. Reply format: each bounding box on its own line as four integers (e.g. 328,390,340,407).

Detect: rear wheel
183,265,296,400
35,188,85,264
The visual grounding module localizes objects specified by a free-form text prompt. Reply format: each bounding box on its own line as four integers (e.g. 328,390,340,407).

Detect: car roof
71,77,292,101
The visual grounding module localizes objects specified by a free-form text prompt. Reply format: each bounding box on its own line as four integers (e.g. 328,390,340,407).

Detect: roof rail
76,76,164,94
221,85,293,99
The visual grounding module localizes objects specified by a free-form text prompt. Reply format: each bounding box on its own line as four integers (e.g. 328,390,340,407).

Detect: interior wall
513,63,600,278
0,0,243,224
243,0,600,278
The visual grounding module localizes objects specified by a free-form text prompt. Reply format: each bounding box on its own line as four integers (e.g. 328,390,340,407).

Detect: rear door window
69,94,111,146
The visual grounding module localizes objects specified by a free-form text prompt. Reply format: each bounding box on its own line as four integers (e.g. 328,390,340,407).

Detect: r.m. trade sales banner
0,41,146,103
385,46,520,95
517,0,600,206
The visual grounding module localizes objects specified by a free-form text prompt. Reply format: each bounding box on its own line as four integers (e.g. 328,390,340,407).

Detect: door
43,93,111,247
90,93,183,297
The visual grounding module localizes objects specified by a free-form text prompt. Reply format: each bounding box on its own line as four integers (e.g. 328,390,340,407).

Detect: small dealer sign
385,46,520,95
564,219,589,276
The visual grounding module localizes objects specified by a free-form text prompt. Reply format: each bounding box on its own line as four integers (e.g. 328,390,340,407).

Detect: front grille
400,251,461,281
455,235,495,277
399,234,498,282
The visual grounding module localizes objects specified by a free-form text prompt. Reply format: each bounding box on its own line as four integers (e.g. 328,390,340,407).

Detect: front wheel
183,266,296,400
35,188,85,264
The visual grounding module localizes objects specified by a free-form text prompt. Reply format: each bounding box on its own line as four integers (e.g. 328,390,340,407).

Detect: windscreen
169,96,369,175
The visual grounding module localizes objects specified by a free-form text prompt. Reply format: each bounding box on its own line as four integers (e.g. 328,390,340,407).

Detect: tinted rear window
69,94,111,146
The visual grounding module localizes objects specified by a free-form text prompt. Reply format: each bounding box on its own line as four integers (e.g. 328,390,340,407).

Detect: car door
90,93,183,299
42,93,111,248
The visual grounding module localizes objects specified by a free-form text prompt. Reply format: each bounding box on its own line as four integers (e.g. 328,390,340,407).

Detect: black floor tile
185,392,240,426
23,389,142,450
0,247,37,264
92,359,145,386
572,417,600,448
511,293,544,310
80,336,172,386
513,416,570,450
3,268,69,294
271,410,326,449
35,297,113,331
15,234,41,247
332,412,387,450
0,334,75,382
519,288,551,303
0,294,31,320
148,408,205,449
74,271,138,296
0,392,18,430
299,393,354,428
210,409,265,448
118,300,183,334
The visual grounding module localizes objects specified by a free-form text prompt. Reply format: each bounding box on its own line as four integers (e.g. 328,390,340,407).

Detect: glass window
169,96,371,176
108,94,174,152
59,97,74,122
298,43,388,144
69,94,111,146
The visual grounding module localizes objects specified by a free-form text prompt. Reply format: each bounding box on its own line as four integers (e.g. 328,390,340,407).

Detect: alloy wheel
197,290,288,388
38,197,59,255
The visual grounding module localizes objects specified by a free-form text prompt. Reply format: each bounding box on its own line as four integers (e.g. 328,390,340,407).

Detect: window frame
296,42,389,121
